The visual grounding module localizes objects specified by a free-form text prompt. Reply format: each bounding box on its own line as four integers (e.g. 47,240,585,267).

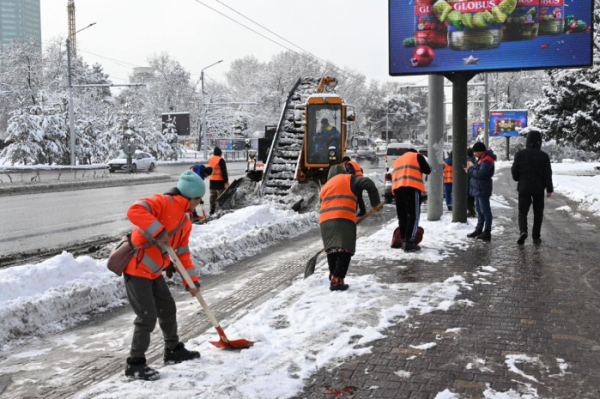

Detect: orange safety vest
443,163,453,184
391,152,426,193
346,160,364,177
319,174,357,224
124,194,199,287
208,156,224,181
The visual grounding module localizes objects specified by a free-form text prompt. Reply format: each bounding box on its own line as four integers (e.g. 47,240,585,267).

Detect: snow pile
189,205,317,274
0,205,318,346
552,162,600,215
0,253,124,347
77,273,468,399
354,212,475,264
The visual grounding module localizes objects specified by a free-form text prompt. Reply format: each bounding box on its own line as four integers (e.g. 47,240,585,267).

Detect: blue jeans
444,183,453,208
475,196,492,232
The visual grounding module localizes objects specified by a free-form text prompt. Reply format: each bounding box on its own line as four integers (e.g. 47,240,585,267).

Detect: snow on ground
434,389,460,399
76,273,469,399
0,205,317,347
550,162,600,216
353,211,488,264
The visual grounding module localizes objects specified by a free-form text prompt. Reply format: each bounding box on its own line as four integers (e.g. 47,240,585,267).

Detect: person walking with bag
320,165,383,291
511,130,554,245
466,142,497,242
208,147,229,215
123,171,205,380
391,149,431,252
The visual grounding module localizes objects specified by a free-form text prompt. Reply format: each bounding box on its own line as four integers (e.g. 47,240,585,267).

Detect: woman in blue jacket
465,142,497,242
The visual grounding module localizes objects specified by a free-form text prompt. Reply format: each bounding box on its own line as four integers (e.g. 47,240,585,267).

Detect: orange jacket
124,194,199,287
346,160,364,177
320,174,357,224
208,156,224,181
443,163,453,184
391,152,425,193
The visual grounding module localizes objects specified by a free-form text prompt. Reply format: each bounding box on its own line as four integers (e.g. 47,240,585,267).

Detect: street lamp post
200,60,223,160
66,23,96,165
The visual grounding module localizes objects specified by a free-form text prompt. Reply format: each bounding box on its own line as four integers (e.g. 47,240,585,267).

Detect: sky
40,0,426,87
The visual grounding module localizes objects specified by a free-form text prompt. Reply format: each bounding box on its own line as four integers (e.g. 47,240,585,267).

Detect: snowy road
0,161,383,261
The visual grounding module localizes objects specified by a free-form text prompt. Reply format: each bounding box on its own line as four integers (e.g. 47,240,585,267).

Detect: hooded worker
319,165,383,291
511,130,554,245
123,171,205,381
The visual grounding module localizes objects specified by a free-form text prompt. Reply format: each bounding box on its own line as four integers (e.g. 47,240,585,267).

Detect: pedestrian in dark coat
511,130,554,245
466,142,497,241
320,165,383,291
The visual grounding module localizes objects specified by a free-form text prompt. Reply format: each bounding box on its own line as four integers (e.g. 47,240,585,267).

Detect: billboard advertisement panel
473,122,484,138
489,109,528,137
389,0,594,76
162,112,191,136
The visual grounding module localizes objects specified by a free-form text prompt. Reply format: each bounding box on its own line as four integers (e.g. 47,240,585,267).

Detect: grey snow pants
124,274,179,359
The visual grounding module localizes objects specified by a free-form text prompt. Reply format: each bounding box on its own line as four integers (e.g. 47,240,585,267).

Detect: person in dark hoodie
511,130,554,245
465,142,497,241
320,165,383,291
443,152,453,211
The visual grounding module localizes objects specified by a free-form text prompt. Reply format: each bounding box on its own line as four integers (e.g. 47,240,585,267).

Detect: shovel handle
164,245,224,335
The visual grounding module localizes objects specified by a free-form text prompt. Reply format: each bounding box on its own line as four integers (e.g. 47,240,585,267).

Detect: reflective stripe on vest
348,161,363,177
319,174,357,224
208,156,224,181
443,163,453,184
391,152,425,193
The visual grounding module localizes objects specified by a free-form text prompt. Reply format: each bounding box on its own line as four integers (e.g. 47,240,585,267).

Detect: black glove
185,281,201,291
164,262,176,279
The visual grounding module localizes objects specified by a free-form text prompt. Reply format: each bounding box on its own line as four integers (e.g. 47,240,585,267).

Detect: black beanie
472,142,487,152
214,147,222,156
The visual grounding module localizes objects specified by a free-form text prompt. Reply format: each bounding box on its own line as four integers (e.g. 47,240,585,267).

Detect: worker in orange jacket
443,152,453,211
123,171,204,381
343,156,367,216
392,149,431,252
208,147,229,215
320,165,383,291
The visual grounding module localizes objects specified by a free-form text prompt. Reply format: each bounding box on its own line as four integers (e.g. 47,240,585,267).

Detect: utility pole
68,1,76,57
200,60,223,160
483,74,489,148
427,75,444,221
67,37,75,165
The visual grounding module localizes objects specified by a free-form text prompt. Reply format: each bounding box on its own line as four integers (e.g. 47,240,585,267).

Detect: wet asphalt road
0,160,384,259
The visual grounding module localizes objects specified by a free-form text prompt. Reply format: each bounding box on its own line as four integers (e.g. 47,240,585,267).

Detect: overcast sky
40,0,425,86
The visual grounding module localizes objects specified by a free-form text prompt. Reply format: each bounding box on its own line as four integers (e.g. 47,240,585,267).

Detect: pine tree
0,106,44,165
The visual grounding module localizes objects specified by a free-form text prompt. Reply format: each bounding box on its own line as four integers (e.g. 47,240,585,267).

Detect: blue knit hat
177,171,205,199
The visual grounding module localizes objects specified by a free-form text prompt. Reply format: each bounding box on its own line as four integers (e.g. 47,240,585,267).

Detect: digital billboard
162,112,190,136
473,122,484,138
489,109,528,137
389,0,594,76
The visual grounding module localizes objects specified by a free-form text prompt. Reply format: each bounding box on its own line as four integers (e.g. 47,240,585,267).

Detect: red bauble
410,46,434,67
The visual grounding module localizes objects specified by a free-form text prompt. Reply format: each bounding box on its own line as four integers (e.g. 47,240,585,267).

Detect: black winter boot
125,357,160,381
164,343,201,365
403,241,421,253
533,237,542,244
467,227,483,238
330,277,349,291
478,231,492,242
517,232,528,245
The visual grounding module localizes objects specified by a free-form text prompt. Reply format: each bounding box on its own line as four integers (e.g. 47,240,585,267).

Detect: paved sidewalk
296,171,600,398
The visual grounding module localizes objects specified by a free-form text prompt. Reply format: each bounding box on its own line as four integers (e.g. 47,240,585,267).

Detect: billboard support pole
506,137,510,161
428,75,444,222
446,72,475,224
484,74,489,147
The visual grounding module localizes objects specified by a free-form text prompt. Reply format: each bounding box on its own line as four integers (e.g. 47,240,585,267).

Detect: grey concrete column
427,75,444,221
452,74,469,223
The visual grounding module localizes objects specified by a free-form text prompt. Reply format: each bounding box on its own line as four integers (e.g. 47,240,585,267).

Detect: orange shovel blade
209,325,254,349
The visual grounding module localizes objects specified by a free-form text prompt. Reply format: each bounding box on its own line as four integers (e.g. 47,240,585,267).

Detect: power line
190,0,362,83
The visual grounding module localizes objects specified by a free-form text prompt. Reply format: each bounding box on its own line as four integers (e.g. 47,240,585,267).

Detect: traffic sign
122,143,136,156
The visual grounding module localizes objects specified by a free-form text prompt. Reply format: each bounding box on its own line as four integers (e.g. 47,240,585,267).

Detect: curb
0,173,175,197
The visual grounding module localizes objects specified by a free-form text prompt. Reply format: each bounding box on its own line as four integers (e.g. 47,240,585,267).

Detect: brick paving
296,171,600,399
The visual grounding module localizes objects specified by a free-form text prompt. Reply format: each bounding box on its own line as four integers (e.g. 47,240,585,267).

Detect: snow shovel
304,207,379,279
164,245,254,350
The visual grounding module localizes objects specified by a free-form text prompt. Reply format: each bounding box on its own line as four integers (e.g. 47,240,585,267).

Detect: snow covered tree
162,116,182,160
0,106,44,165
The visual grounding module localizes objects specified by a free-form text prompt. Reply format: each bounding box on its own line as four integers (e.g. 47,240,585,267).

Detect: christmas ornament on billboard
411,46,435,67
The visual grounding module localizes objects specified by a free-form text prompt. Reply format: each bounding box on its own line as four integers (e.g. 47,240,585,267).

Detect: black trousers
124,274,179,359
327,252,353,279
518,191,545,239
394,187,421,242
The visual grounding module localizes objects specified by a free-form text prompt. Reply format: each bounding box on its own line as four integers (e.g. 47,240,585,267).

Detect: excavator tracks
262,78,321,197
